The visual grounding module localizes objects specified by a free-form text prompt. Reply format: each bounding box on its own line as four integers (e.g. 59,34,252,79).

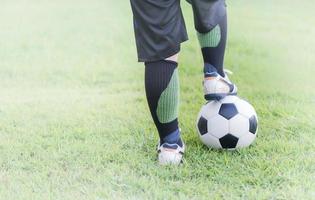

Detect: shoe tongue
160,138,183,149
162,129,180,144
204,63,217,74
162,143,179,149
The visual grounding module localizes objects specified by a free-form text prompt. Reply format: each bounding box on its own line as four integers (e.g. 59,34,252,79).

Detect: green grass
0,0,315,199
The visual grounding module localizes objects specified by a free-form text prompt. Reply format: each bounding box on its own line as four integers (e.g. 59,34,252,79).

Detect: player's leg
189,0,237,100
130,0,187,165
145,56,185,165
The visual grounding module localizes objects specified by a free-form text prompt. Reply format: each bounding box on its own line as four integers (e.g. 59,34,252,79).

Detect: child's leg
144,57,182,145
189,0,237,100
130,0,187,164
191,0,227,77
198,15,227,77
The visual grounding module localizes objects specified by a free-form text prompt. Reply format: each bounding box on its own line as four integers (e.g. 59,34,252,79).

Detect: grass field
1,0,315,199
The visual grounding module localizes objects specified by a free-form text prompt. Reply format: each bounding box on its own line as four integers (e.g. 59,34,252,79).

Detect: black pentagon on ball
219,134,239,149
197,116,208,135
219,103,238,120
249,115,258,134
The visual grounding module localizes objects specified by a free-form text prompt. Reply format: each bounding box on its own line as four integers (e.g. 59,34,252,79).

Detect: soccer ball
196,96,258,149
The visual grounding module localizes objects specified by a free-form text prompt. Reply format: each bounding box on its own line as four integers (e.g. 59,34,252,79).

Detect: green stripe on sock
156,68,179,124
197,25,221,48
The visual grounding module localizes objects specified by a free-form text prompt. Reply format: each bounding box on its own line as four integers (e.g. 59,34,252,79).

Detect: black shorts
130,0,227,62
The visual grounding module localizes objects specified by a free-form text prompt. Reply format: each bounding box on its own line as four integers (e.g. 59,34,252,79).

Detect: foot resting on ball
157,129,185,165
203,63,237,100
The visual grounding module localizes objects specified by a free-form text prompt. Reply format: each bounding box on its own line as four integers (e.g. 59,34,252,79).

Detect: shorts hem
137,38,188,63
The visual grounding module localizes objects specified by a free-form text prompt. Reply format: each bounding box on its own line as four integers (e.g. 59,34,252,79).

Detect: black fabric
130,0,188,62
189,0,227,33
161,128,183,147
144,60,179,140
130,0,227,62
201,14,227,77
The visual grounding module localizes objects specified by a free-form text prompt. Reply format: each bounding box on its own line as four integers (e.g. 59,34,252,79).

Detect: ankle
161,129,182,146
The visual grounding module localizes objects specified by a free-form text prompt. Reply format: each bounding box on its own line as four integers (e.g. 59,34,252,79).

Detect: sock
161,128,182,147
203,63,219,75
144,60,181,145
197,14,227,77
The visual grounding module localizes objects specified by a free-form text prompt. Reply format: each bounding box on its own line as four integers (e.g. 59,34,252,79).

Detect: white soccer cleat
157,141,185,165
203,68,238,100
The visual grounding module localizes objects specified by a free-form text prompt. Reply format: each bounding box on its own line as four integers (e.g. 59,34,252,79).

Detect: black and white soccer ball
196,96,258,149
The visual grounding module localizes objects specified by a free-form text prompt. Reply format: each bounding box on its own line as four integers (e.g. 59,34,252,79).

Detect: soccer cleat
203,65,238,100
157,139,185,165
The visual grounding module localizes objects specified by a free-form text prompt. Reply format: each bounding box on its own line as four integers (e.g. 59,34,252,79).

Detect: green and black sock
144,60,181,145
197,15,227,77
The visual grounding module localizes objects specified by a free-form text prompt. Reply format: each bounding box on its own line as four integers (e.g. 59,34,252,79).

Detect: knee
194,0,226,33
195,21,214,34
